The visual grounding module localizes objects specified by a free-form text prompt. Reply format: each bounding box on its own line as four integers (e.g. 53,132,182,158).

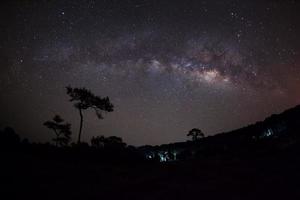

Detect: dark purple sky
0,0,299,145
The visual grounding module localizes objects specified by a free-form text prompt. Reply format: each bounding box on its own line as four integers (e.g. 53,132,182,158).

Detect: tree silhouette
91,135,106,148
43,115,72,147
187,128,205,141
66,86,114,143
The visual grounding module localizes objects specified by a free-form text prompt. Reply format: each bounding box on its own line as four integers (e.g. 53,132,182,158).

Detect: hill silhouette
140,104,300,162
2,104,300,199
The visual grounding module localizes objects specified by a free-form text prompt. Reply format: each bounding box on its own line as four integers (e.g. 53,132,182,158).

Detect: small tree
66,86,114,143
187,128,204,141
43,115,72,147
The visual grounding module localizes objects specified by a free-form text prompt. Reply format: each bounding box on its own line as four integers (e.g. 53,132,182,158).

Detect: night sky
0,0,299,145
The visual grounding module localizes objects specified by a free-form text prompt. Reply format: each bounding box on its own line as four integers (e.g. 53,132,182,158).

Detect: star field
0,0,299,145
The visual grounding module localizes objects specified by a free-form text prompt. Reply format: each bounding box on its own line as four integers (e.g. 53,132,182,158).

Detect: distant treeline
0,126,145,163
1,105,300,163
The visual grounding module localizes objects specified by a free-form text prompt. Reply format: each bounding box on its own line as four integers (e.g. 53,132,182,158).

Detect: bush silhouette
91,135,106,148
0,127,20,149
91,135,126,150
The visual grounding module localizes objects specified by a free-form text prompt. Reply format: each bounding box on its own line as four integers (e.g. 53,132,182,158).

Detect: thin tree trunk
78,108,83,144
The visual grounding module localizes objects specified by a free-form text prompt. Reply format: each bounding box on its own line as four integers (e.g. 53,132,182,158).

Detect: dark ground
1,149,300,200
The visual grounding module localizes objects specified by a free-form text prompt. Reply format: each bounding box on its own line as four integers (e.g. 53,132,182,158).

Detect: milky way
0,0,299,145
